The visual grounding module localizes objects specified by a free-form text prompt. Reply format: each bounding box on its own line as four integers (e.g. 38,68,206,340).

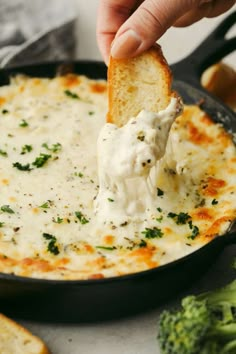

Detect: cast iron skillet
0,13,235,322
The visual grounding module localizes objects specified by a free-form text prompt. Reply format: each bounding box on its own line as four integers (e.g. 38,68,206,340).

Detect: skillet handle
171,11,236,87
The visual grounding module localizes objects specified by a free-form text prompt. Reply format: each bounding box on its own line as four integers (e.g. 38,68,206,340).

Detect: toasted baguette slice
107,44,176,126
201,62,236,111
0,313,50,354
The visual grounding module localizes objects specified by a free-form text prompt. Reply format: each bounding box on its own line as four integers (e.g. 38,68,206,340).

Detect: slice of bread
0,313,50,354
107,44,176,126
201,62,236,111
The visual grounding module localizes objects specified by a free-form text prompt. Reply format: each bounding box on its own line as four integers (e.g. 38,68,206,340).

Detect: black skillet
0,12,235,322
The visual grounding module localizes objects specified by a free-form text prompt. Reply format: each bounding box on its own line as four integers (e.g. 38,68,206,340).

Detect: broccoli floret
158,280,236,354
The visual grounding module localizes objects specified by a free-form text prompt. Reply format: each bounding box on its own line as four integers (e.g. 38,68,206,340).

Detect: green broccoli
158,280,236,354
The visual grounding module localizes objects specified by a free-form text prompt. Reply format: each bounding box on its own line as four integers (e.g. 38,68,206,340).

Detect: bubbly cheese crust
0,74,235,280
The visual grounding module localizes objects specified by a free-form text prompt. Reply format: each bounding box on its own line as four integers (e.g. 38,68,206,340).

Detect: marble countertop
9,2,236,353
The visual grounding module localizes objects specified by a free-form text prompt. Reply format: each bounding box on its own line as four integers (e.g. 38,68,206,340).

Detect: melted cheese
0,74,235,280
95,98,179,225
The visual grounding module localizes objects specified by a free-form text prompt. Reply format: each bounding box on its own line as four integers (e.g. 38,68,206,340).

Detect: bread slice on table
0,313,50,354
201,62,236,111
107,44,178,126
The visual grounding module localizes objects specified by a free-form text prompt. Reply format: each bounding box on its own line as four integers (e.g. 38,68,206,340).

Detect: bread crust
201,62,236,111
107,44,175,126
0,313,50,354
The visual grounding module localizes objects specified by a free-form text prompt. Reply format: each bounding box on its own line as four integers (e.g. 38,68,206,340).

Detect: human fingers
174,0,235,27
96,0,140,64
110,0,235,59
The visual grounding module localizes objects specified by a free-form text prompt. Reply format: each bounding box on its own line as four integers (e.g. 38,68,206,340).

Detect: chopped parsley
1,205,14,214
21,144,33,155
188,225,200,240
212,199,218,205
108,198,114,202
64,90,80,99
0,222,5,227
32,153,51,168
39,201,50,209
42,233,59,255
141,227,163,239
139,239,147,248
74,172,84,178
75,211,89,224
157,207,162,212
96,246,116,251
167,212,191,225
88,111,94,115
156,216,163,222
42,142,62,153
13,162,32,171
157,188,164,196
0,149,7,157
137,135,145,142
52,217,63,224
19,119,29,127
2,109,9,114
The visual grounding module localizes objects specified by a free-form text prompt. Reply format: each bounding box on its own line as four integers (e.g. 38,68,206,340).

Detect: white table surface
13,2,236,353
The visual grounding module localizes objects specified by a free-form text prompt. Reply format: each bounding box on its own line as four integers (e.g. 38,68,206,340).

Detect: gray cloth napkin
0,0,77,68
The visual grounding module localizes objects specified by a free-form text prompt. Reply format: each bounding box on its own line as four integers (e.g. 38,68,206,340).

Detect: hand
97,0,235,64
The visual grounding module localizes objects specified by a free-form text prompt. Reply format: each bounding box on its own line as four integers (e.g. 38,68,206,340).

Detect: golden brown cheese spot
217,130,233,148
202,177,226,197
188,121,213,145
61,74,81,88
90,82,107,94
193,207,213,221
203,216,233,240
32,207,39,214
130,247,158,268
0,97,6,105
89,273,105,279
1,179,9,185
103,235,115,245
200,114,215,126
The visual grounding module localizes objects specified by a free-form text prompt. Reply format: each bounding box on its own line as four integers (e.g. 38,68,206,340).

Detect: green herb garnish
212,199,218,205
52,217,63,224
21,144,33,155
0,222,5,227
1,205,14,214
2,109,9,114
157,188,164,196
42,233,59,255
188,225,200,240
19,119,28,127
108,198,114,202
64,90,80,99
32,153,51,168
167,212,191,225
42,142,62,153
88,111,94,115
139,239,147,248
75,211,89,224
13,162,31,171
156,216,163,222
0,149,7,157
141,227,163,239
157,207,162,212
39,202,50,209
96,246,116,251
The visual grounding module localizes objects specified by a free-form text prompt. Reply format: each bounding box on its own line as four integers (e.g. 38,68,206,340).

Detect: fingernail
111,29,142,59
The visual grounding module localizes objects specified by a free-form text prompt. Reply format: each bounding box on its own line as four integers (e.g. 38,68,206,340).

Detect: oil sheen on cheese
0,74,235,280
95,98,180,225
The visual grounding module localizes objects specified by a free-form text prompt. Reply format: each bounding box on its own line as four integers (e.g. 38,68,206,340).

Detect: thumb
111,0,204,58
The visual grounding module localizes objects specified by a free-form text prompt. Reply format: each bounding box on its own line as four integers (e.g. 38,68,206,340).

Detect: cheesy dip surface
0,74,235,280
